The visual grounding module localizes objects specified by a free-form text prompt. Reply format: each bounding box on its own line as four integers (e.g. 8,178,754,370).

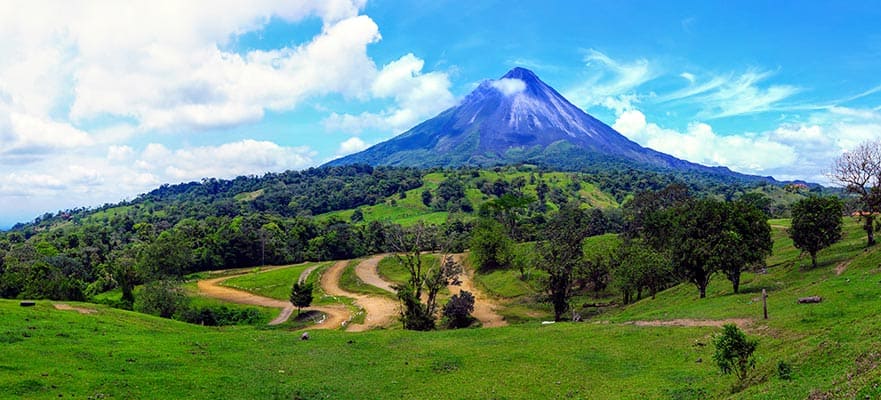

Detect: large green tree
647,199,771,298
469,218,514,271
537,203,589,321
789,196,844,269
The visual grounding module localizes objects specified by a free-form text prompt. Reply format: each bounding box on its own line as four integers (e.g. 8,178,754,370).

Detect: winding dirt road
321,260,399,332
354,254,395,293
350,253,507,328
197,271,348,329
197,254,508,331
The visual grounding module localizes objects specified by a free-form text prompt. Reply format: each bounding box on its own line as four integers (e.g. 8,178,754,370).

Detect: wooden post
762,289,768,320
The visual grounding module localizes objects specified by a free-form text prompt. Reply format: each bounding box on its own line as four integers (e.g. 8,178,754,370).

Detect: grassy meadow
2,218,880,398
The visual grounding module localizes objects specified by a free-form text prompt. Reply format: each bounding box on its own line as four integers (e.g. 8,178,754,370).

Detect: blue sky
2,0,881,228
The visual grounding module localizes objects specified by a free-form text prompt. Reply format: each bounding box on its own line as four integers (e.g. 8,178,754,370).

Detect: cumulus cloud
336,137,369,156
612,106,881,183
137,140,316,181
0,106,92,164
490,78,526,96
323,53,455,134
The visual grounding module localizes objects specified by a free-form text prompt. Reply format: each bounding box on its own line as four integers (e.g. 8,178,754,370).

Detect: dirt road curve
354,254,395,293
321,260,398,332
197,273,348,329
451,254,508,328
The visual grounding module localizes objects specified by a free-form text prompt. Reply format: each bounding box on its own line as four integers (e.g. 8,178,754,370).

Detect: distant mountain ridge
326,67,773,183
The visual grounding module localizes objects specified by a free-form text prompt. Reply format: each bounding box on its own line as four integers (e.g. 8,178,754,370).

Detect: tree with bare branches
829,140,881,246
386,222,462,330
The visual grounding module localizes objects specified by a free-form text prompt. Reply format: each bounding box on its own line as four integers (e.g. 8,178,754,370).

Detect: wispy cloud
660,69,800,118
565,49,656,109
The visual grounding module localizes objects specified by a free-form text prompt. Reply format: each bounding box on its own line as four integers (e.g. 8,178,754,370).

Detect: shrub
713,324,758,385
133,280,189,318
777,360,792,380
443,290,475,328
179,305,261,326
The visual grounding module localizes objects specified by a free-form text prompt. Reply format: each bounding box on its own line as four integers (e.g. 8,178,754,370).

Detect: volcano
325,67,766,181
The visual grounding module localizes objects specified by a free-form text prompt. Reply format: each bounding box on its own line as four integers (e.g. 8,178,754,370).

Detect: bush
713,324,758,385
777,360,792,380
443,290,475,328
133,280,189,318
179,305,262,326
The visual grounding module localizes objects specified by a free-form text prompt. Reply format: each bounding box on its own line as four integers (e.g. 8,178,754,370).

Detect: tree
713,324,758,385
469,218,514,271
350,208,364,223
387,222,462,330
421,189,433,207
647,199,771,298
537,203,589,321
442,290,475,328
829,140,881,246
789,196,844,269
612,239,673,304
290,281,314,315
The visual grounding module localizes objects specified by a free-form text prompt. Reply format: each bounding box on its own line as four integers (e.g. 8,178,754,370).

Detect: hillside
2,218,880,399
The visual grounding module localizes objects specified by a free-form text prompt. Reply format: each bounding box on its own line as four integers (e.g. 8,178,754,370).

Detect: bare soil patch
53,303,97,314
625,318,752,328
835,260,851,276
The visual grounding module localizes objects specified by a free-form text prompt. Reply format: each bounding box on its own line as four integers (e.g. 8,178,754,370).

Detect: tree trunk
731,274,740,294
698,282,707,299
865,215,876,247
811,252,818,269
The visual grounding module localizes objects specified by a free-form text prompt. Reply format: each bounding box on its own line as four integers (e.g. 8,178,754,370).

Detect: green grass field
220,262,330,301
2,219,880,398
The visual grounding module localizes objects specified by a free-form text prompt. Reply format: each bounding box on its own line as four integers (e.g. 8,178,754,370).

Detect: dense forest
0,163,828,307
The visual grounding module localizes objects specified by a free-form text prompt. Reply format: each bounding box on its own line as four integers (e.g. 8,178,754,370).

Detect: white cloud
612,106,881,183
323,53,455,135
107,145,135,161
0,106,92,164
566,49,655,109
137,140,316,181
337,137,369,156
490,78,526,96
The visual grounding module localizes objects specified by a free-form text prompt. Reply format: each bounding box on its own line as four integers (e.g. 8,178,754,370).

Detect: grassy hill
3,218,880,399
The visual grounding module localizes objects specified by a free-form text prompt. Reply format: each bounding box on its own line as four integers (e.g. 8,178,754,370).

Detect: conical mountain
326,67,763,181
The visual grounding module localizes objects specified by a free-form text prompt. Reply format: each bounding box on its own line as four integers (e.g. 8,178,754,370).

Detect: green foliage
643,198,772,298
612,239,673,304
290,282,314,314
133,280,189,318
179,305,262,326
469,218,514,271
789,196,844,269
442,290,475,328
713,324,758,384
777,360,793,380
537,203,589,321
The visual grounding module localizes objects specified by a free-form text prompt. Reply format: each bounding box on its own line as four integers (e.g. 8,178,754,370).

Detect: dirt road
197,273,348,329
354,254,395,293
321,260,398,332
